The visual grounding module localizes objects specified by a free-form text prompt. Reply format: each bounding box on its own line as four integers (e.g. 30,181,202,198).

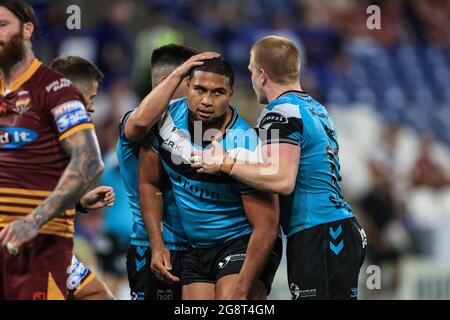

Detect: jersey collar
0,59,42,95
276,90,308,100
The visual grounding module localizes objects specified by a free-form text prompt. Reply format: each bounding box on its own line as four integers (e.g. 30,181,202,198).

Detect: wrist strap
75,201,88,214
220,155,236,175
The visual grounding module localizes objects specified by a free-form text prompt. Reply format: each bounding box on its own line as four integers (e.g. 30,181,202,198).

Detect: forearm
139,182,165,249
225,161,286,194
32,157,103,227
125,73,183,141
236,227,278,296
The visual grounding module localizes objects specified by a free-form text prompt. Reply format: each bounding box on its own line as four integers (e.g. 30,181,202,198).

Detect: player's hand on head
80,186,115,210
191,137,227,174
150,246,180,284
172,51,220,79
0,216,39,255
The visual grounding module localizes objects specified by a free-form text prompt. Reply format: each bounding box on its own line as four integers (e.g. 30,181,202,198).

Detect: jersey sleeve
144,126,161,154
255,103,304,146
43,76,94,141
119,109,136,139
226,128,260,195
67,255,96,298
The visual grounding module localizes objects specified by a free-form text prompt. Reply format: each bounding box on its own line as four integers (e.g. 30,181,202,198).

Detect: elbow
89,158,105,182
277,179,295,196
127,120,150,142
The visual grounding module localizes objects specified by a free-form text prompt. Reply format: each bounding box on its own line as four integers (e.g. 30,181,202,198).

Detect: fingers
177,52,221,77
190,155,203,164
0,225,13,247
94,185,113,194
189,51,220,63
163,254,172,271
211,136,223,149
6,241,19,256
191,162,203,169
103,190,115,205
160,268,180,283
0,226,6,243
191,149,203,157
151,261,179,284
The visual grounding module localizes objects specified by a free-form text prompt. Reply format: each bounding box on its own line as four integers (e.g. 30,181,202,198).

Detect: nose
87,102,95,113
201,93,213,107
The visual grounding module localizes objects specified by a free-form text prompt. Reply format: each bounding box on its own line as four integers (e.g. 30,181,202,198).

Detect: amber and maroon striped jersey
0,59,95,238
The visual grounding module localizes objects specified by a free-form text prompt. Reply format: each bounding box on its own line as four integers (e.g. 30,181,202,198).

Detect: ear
260,68,267,85
229,87,234,98
22,22,34,41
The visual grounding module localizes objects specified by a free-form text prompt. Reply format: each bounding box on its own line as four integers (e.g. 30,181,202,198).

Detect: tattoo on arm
32,129,104,228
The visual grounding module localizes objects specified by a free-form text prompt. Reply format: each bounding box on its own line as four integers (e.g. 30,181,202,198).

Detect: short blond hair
250,35,300,85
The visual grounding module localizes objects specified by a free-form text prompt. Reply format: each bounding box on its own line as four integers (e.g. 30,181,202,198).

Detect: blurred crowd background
28,0,450,299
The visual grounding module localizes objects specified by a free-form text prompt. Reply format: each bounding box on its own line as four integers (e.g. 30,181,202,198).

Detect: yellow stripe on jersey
0,187,52,197
59,123,95,141
0,222,74,238
0,205,34,214
40,224,74,238
74,272,96,297
47,272,65,300
0,197,43,206
0,214,74,225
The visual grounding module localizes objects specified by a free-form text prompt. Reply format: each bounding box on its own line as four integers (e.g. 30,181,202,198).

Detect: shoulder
227,108,259,150
31,64,86,113
34,64,79,95
168,97,188,114
263,96,302,121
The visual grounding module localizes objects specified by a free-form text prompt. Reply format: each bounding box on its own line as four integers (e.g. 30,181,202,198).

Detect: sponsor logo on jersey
168,170,221,200
0,127,38,149
259,112,288,129
290,283,300,300
290,283,317,299
217,253,246,269
46,78,72,93
52,100,90,133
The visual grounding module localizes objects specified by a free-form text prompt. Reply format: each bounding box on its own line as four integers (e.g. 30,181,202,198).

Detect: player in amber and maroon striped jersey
0,0,104,300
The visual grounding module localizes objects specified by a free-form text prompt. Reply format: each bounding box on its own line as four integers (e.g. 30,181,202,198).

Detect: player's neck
2,49,35,86
188,106,233,147
202,106,233,134
266,82,302,103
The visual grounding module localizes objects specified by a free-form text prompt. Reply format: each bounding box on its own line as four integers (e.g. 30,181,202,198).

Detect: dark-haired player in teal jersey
118,44,203,300
139,57,282,300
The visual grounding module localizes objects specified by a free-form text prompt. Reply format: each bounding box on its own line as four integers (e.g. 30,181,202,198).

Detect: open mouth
197,109,214,119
